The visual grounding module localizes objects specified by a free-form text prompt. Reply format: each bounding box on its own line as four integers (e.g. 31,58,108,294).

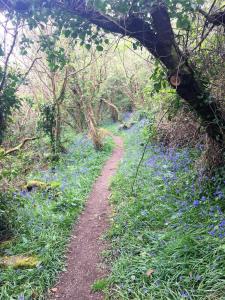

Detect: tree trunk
0,111,6,144
55,102,61,153
101,99,120,122
86,105,103,151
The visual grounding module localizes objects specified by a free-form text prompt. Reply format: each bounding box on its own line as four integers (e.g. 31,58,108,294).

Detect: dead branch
4,137,37,156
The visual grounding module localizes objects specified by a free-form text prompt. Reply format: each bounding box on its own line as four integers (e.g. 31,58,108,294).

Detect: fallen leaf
146,269,154,277
51,288,58,293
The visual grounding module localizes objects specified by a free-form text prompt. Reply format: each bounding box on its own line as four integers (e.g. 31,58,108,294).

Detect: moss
98,128,112,138
24,180,61,192
0,255,40,269
87,128,112,141
0,147,5,159
50,181,61,189
24,180,48,191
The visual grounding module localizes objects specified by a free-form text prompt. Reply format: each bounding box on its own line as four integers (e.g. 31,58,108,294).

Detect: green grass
105,122,225,300
91,278,108,292
0,134,113,299
103,123,122,136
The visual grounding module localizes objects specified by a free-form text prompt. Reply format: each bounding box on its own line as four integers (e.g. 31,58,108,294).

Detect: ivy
0,67,21,144
38,103,56,150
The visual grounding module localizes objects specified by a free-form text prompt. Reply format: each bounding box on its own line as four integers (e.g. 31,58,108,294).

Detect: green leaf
176,15,191,30
85,44,91,50
96,45,103,51
132,43,138,50
63,30,71,38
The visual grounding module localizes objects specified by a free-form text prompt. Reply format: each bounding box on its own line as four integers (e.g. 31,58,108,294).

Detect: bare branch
0,21,19,91
16,56,42,91
198,6,225,26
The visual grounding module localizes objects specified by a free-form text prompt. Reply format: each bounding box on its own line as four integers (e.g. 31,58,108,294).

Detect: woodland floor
49,136,124,300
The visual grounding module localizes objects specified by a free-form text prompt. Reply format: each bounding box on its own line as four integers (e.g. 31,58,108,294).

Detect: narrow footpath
50,136,124,300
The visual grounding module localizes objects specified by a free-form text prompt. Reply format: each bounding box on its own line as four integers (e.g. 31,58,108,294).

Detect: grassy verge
106,122,225,300
0,134,113,299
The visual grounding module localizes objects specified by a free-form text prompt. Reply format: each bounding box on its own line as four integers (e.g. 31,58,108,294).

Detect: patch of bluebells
145,145,192,182
138,118,151,129
122,111,133,122
123,117,151,136
143,142,225,239
129,123,225,241
68,135,91,154
214,189,224,199
15,134,98,208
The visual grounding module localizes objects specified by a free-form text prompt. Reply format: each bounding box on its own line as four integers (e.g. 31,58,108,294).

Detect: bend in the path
49,136,124,300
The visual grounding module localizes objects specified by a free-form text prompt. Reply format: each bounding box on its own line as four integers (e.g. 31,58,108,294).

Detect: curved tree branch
4,137,37,156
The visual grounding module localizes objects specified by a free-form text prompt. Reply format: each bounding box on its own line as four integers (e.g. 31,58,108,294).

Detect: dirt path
49,136,124,300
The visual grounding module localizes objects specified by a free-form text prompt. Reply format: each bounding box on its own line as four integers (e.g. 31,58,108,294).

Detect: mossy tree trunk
86,105,103,151
55,101,61,153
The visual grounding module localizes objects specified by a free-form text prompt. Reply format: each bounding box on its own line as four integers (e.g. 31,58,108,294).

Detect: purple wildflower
193,200,200,207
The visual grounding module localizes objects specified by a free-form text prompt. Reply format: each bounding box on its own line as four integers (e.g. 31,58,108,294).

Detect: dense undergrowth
0,133,113,299
106,121,225,300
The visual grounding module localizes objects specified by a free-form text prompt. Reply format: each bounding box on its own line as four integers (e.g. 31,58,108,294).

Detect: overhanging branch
199,7,225,26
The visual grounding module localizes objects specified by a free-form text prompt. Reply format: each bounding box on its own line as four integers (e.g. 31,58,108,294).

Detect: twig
200,0,217,40
16,56,42,92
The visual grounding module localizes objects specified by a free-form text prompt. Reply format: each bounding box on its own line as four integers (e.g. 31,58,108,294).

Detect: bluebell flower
214,190,224,199
180,291,190,298
208,230,216,236
19,190,27,197
219,233,225,239
193,200,200,207
141,210,148,216
219,220,225,228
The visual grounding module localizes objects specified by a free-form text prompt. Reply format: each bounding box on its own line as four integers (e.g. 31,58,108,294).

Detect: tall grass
106,122,225,300
0,134,113,299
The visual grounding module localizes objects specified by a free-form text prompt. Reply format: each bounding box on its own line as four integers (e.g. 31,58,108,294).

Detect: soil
49,136,124,300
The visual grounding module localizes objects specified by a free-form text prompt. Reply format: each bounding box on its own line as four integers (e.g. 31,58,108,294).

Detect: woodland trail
49,136,124,300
